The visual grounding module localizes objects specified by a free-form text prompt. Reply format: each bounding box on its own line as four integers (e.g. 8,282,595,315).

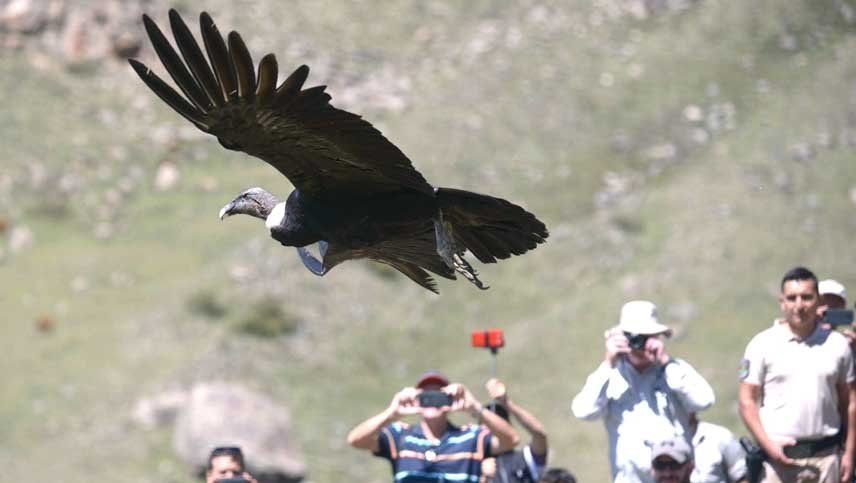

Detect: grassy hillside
3,1,856,481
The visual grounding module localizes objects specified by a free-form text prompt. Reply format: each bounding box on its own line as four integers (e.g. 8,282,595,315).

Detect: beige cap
616,300,672,336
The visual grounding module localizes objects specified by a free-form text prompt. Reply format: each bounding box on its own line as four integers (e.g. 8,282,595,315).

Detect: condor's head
218,187,282,224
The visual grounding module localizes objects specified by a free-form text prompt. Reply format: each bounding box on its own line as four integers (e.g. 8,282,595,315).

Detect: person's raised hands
485,378,507,403
604,329,630,367
445,383,481,414
388,386,422,419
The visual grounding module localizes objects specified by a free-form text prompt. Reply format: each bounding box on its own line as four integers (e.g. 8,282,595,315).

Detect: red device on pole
471,328,505,353
471,328,504,384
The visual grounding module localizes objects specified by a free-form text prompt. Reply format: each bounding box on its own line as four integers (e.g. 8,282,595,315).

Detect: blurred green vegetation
236,298,299,338
2,1,856,482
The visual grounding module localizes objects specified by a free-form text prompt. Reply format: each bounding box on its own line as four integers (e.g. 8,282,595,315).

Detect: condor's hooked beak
218,201,235,220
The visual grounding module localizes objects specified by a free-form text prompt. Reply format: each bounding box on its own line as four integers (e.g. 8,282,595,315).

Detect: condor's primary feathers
130,9,548,293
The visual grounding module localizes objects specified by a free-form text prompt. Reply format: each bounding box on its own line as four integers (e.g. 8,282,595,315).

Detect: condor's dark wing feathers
132,9,434,200
310,227,456,294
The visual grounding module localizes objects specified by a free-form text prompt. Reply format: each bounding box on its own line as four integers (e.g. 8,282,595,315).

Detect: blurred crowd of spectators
207,266,856,483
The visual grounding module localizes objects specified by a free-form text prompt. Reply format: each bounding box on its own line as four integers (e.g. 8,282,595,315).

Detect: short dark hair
781,266,818,292
539,468,577,483
207,446,245,472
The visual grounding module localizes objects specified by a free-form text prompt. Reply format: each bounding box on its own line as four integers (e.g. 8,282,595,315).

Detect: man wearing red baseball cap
347,370,519,482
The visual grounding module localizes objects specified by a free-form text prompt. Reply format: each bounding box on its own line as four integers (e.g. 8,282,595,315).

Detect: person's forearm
738,384,773,452
477,404,519,452
571,362,613,419
741,404,773,452
844,385,856,461
663,359,715,411
506,399,547,457
347,406,395,450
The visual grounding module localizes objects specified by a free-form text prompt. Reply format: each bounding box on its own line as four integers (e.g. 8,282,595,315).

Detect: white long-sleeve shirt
571,358,715,483
691,421,747,483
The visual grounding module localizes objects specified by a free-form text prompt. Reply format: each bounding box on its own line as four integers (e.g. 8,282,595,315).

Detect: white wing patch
265,202,287,229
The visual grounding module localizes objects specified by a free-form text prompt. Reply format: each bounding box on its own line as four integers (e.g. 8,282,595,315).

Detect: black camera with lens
215,478,248,483
623,332,650,350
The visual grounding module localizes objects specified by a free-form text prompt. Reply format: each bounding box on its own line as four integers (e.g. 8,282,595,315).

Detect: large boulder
173,383,305,483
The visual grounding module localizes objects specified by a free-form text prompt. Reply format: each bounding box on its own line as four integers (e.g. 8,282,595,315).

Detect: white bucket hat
616,300,672,336
819,279,847,301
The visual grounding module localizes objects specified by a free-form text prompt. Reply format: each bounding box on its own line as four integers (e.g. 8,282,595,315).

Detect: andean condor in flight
129,9,548,293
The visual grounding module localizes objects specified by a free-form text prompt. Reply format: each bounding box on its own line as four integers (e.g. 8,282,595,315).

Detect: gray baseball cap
650,436,692,464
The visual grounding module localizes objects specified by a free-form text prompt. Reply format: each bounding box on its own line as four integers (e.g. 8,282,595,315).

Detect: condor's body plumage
130,9,548,293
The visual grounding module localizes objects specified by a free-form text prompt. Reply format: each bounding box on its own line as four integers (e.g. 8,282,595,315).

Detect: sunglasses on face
652,459,685,471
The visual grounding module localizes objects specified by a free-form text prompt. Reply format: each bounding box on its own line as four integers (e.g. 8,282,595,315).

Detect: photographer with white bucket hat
572,300,715,483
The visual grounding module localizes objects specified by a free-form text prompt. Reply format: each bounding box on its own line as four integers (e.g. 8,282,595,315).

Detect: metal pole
489,346,498,412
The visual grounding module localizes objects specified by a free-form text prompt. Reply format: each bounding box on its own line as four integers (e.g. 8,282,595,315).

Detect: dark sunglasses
652,459,685,471
623,332,650,350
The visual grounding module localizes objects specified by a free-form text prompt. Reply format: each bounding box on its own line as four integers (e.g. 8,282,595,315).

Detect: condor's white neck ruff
265,202,287,229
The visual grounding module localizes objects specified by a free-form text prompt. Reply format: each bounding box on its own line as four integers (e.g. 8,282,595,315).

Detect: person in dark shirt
481,377,548,483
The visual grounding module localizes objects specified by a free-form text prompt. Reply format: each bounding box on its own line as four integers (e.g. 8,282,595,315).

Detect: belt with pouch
782,433,841,459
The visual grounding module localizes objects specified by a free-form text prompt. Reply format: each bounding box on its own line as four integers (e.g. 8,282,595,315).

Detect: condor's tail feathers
437,188,548,264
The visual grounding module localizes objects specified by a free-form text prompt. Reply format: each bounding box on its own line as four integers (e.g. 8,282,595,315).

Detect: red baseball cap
415,370,449,389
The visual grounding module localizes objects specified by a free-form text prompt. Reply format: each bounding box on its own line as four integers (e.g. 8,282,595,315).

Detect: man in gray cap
651,436,695,483
572,300,715,482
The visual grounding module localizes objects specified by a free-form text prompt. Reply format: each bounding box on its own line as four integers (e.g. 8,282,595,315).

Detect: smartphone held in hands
824,308,854,328
419,390,453,408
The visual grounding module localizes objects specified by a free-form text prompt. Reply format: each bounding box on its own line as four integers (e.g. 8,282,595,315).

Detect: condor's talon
296,240,329,275
434,213,489,289
453,253,488,290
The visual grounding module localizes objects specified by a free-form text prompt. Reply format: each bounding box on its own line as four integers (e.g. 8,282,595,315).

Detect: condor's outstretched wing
130,9,434,200
292,230,457,294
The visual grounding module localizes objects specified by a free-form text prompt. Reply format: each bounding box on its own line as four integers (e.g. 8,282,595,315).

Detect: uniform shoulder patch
738,358,750,380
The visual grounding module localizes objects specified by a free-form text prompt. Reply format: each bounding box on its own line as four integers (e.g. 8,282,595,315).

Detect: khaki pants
761,447,840,483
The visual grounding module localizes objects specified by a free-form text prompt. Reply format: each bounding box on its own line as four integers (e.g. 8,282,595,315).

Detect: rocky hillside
3,1,856,482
